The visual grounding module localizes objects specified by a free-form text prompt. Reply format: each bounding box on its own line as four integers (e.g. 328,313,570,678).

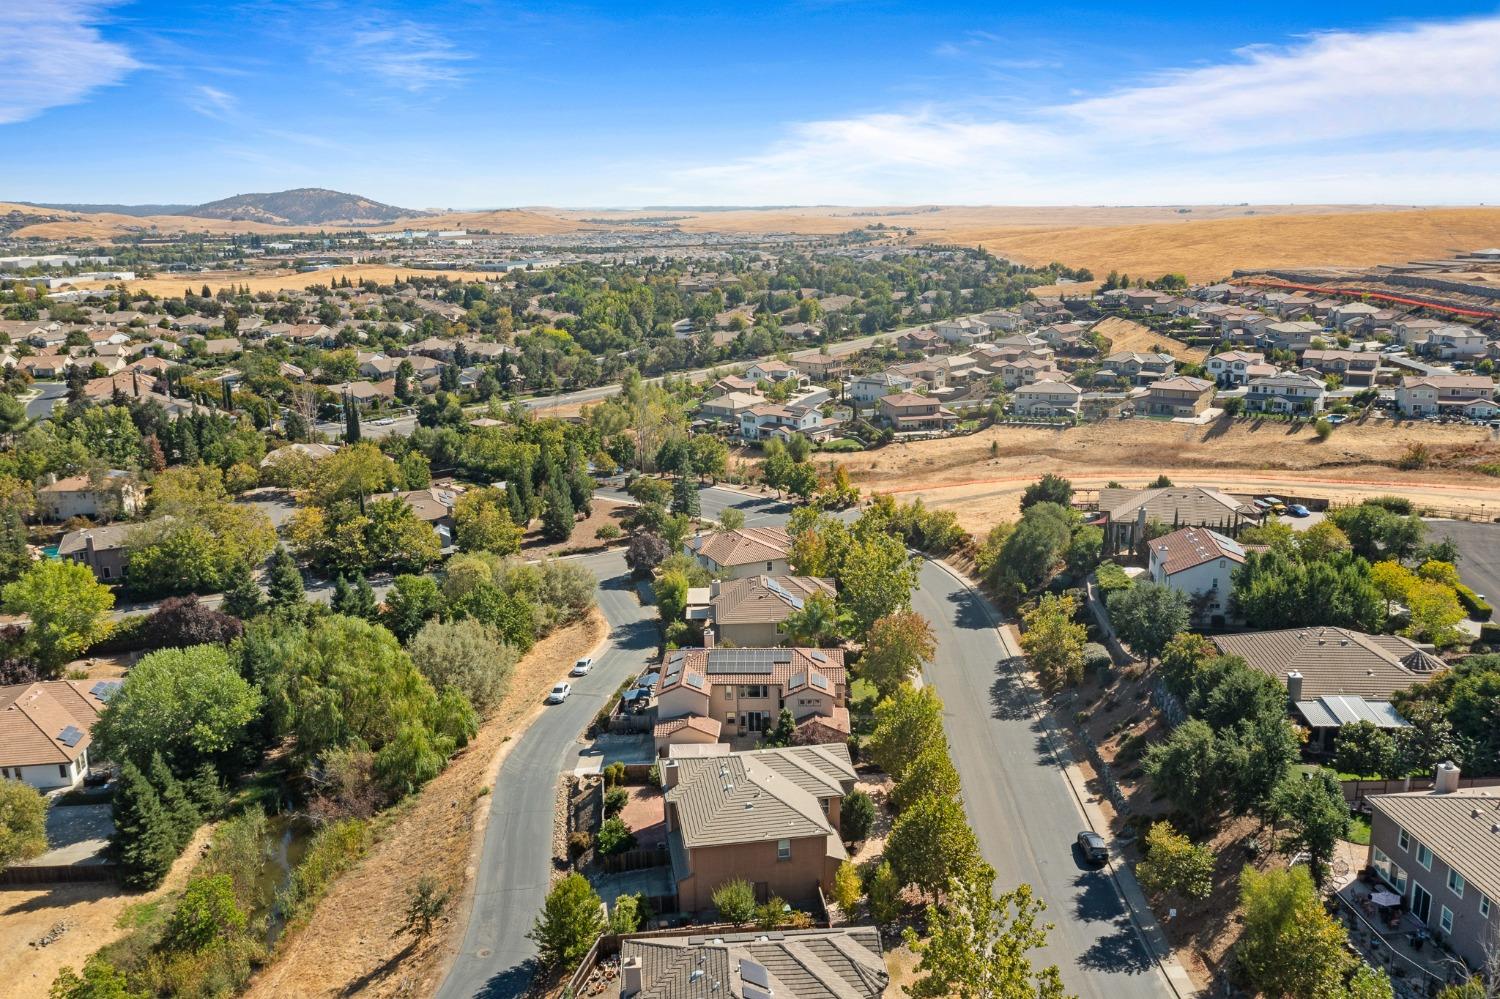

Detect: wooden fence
1341,775,1500,808
1,863,117,886
599,846,669,873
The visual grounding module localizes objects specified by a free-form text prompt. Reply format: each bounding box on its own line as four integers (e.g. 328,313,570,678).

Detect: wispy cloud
0,1,139,124
188,85,238,120
337,16,473,93
675,16,1500,204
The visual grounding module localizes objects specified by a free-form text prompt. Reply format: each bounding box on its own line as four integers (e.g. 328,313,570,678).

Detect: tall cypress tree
541,468,575,543
344,392,361,443
266,548,305,609
222,560,265,620
112,760,176,889
150,752,200,850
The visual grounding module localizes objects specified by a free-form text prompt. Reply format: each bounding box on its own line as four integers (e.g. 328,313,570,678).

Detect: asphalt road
25,381,69,419
1427,518,1500,603
437,547,657,999
437,484,1170,999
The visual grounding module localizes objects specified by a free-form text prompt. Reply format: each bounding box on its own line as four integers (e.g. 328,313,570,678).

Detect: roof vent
690,970,705,983
1340,639,1350,647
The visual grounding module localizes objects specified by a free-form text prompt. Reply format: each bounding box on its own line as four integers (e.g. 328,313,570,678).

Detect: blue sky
3,1,1499,207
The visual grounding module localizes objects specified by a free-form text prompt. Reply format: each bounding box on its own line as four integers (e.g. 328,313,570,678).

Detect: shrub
604,786,628,818
596,816,635,855
529,874,604,970
277,819,370,926
602,762,626,787
594,523,623,541
831,860,862,911
1094,561,1133,597
1455,584,1493,621
840,789,876,842
712,879,757,925
568,831,592,860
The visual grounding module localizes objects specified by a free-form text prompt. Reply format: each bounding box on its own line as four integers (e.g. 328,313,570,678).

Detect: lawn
1347,815,1372,846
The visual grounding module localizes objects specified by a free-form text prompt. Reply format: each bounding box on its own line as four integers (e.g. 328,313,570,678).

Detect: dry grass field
78,265,510,297
829,418,1500,531
1091,315,1206,363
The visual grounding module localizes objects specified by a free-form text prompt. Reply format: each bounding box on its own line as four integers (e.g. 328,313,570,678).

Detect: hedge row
1456,584,1493,622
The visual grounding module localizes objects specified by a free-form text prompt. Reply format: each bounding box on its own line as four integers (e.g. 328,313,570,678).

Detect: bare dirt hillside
829,418,1500,531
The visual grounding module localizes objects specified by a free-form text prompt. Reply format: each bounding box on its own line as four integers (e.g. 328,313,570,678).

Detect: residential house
618,926,888,999
1329,302,1383,331
382,485,463,545
1302,349,1379,388
876,392,956,432
688,575,836,648
1418,326,1489,361
1145,376,1215,417
1103,351,1176,386
0,680,114,790
699,391,762,424
933,317,991,346
1097,484,1258,555
739,399,827,442
889,359,949,390
995,356,1060,389
848,371,913,405
1012,380,1082,418
792,350,858,382
1395,375,1496,417
1205,350,1269,386
1366,769,1500,973
56,522,136,582
743,361,806,387
1260,321,1322,353
1212,627,1444,753
977,309,1022,332
688,527,792,579
36,470,144,522
260,442,339,469
1147,527,1249,627
654,647,848,747
1391,317,1446,347
1035,322,1089,352
1245,371,1327,414
660,743,856,911
896,329,946,353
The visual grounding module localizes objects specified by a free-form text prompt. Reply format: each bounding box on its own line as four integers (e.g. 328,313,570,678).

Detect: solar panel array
57,725,84,747
762,575,805,610
809,673,830,691
704,648,791,674
90,679,122,700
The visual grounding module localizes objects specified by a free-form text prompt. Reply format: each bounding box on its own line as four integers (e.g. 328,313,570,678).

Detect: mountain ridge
184,187,424,225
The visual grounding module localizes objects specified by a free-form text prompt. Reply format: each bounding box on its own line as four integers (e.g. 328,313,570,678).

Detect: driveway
1426,519,1500,602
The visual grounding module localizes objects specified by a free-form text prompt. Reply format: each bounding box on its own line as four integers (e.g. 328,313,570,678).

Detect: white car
375,417,395,426
570,657,593,676
546,682,571,704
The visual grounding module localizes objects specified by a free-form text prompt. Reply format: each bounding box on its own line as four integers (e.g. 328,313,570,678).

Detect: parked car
1288,504,1311,517
375,417,395,426
1325,413,1347,425
546,682,571,704
570,657,593,676
1077,830,1108,865
1253,498,1271,511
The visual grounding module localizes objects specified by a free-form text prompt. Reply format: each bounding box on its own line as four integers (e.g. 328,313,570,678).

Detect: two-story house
1205,350,1273,386
36,470,144,522
1012,379,1082,418
1147,527,1248,627
1102,351,1176,386
876,392,956,432
619,926,889,999
932,317,991,346
688,527,793,579
1418,326,1489,362
660,743,856,912
1395,375,1496,417
687,575,836,648
1245,371,1327,414
1301,349,1379,388
1145,375,1215,417
847,371,914,405
738,400,827,442
1365,766,1499,974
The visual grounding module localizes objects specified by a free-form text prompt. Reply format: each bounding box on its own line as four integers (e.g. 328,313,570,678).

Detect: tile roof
709,576,835,626
658,648,846,692
0,681,110,767
1369,789,1500,904
654,716,723,740
1212,627,1444,700
689,528,791,569
667,747,850,851
622,927,888,999
1099,485,1257,525
1148,527,1246,575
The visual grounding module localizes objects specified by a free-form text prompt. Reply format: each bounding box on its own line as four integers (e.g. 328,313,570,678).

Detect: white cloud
189,85,238,120
672,16,1500,204
0,1,139,124
340,17,472,93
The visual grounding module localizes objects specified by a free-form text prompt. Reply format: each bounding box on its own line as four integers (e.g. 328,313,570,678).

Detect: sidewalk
941,560,1200,998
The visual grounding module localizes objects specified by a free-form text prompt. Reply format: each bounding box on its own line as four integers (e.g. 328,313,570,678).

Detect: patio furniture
1370,890,1402,907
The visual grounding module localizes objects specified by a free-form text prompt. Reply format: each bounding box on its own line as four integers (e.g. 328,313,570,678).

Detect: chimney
660,758,680,790
1435,761,1460,794
1285,671,1304,703
703,628,715,650
621,956,643,998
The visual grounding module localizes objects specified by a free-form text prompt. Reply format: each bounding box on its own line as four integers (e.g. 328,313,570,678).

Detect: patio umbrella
1370,890,1402,907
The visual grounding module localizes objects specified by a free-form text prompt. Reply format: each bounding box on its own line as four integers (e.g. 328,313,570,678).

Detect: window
1480,895,1491,918
1398,828,1409,851
725,714,736,725
1440,906,1454,935
1448,870,1465,898
1417,844,1433,871
724,689,733,701
765,562,773,572
776,839,791,861
59,765,68,779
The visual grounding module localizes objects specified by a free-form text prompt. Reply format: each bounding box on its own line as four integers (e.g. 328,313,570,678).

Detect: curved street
437,485,1172,999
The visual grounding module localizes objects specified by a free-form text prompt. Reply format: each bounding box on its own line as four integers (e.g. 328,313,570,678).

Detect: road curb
929,559,1199,998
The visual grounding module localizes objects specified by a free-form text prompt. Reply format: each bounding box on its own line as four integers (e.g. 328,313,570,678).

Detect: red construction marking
1233,277,1500,320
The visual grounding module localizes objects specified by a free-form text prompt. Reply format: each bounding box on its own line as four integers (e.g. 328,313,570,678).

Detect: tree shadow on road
473,957,539,999
988,663,1034,722
943,586,996,631
1070,869,1126,923
1076,918,1154,975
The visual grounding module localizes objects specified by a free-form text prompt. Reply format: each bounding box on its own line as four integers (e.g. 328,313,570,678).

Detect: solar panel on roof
810,673,829,691
809,650,828,663
90,680,122,700
685,673,705,690
57,725,84,747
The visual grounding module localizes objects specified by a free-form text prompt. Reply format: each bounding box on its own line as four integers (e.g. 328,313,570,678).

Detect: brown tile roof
666,746,851,851
689,527,791,569
658,648,846,692
1369,789,1500,903
709,576,835,626
1212,627,1443,700
1148,527,1247,575
623,927,888,999
0,681,110,766
1099,485,1257,525
654,716,722,740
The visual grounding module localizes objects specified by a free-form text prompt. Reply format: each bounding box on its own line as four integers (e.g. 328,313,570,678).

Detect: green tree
867,684,945,780
1334,721,1398,779
408,618,518,714
1106,581,1188,663
832,860,862,912
1020,473,1073,512
654,569,690,629
840,788,876,842
999,503,1074,591
1236,865,1358,999
94,645,260,776
886,792,983,900
867,860,903,926
2,559,115,672
1271,769,1349,886
48,957,140,999
381,573,444,641
838,533,920,636
397,875,452,940
221,560,265,619
1020,593,1087,689
541,475,575,543
763,707,796,748
1135,821,1214,901
893,742,961,812
165,873,247,952
0,778,48,867
265,547,305,610
717,507,746,530
781,590,844,647
712,878,758,925
906,865,1067,999
528,873,604,969
1142,720,1224,834
671,474,701,518
609,893,643,935
454,488,523,555
111,759,178,889
862,609,936,698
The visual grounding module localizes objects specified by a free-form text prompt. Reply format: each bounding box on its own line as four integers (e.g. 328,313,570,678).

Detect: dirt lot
831,418,1500,532
245,608,609,999
1091,316,1206,363
0,824,217,999
521,499,630,558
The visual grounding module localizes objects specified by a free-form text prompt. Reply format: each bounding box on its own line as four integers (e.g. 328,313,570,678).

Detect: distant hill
22,202,194,217
182,188,424,226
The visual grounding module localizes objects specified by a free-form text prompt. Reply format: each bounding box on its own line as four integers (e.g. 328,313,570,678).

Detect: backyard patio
1335,880,1478,998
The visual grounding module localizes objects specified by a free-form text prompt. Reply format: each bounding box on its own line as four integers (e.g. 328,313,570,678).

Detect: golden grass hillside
81,265,517,297
1092,316,1206,363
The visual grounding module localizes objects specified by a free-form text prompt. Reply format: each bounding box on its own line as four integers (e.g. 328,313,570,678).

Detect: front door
1411,882,1432,925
